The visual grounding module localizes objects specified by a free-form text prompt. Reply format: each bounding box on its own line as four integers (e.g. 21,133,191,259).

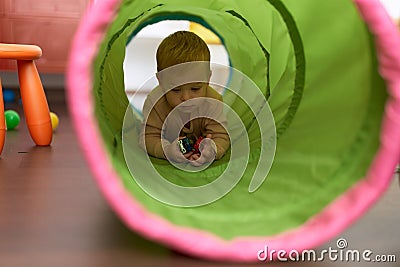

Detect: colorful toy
192,136,204,154
177,137,191,154
178,136,204,154
67,0,400,262
0,43,52,155
50,112,59,131
4,110,20,130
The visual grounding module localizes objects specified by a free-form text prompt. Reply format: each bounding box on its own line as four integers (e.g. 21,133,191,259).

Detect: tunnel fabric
66,0,400,262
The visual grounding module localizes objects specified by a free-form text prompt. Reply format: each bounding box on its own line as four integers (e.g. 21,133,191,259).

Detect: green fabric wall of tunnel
92,0,387,239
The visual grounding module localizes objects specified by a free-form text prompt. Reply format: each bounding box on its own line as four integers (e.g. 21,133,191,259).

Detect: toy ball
3,89,16,103
4,110,20,130
50,112,59,130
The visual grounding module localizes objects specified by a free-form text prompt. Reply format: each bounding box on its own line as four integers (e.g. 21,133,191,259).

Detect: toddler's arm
204,119,230,160
139,98,165,158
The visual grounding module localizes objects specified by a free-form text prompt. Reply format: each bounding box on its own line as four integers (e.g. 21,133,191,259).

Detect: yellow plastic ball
50,112,59,131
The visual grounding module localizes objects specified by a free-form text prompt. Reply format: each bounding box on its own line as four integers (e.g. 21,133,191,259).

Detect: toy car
178,136,204,154
178,137,193,154
192,136,204,154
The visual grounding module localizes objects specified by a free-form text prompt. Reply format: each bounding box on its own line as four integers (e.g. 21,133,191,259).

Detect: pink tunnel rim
66,0,400,262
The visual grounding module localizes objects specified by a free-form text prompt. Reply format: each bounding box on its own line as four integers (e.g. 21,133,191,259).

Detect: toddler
140,31,230,166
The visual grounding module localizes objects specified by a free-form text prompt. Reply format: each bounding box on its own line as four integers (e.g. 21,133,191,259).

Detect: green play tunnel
67,0,400,262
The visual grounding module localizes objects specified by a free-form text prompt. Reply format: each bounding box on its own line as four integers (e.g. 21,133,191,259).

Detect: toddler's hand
190,135,216,167
162,138,193,163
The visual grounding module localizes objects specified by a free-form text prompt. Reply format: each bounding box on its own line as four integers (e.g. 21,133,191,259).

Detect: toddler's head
156,31,211,110
156,30,210,71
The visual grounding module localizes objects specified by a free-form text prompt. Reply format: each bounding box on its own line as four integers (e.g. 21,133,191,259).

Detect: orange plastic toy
0,43,52,155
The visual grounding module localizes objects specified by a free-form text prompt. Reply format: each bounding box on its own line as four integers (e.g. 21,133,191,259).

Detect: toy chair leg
17,60,52,146
0,78,5,154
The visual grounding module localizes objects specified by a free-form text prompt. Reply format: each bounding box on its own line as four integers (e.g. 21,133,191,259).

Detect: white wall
123,20,229,94
379,0,400,19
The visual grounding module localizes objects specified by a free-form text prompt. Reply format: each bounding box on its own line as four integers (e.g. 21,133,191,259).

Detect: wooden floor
0,97,399,267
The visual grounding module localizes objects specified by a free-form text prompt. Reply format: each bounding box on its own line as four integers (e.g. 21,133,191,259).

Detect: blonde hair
156,31,210,71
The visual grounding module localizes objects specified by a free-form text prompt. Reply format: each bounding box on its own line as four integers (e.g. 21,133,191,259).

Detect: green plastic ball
5,110,20,130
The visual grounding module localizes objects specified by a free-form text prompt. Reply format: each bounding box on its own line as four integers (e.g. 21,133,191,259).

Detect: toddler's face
165,82,207,110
